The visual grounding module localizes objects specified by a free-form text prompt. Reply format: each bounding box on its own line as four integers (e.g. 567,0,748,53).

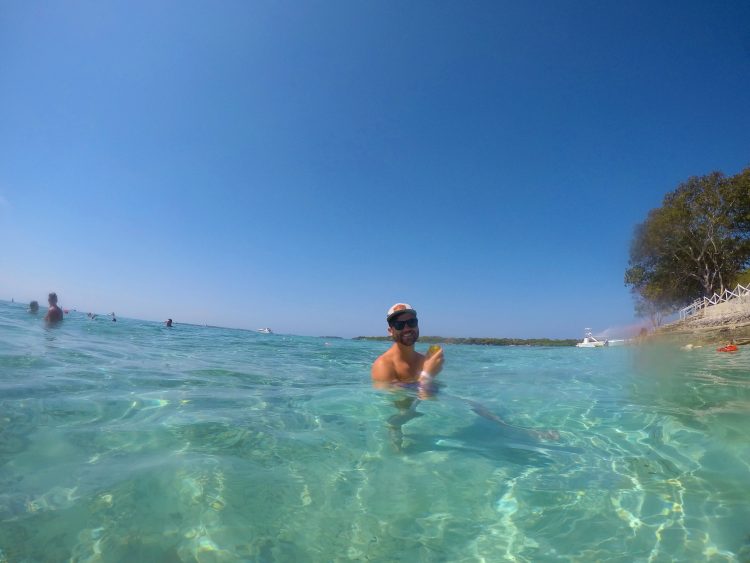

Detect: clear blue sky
2,1,749,339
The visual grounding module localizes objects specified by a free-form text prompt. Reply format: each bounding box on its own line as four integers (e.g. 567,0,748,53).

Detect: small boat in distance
576,328,608,348
256,328,273,334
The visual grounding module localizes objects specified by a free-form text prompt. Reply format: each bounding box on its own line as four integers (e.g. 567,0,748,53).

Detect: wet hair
48,292,58,304
29,301,39,311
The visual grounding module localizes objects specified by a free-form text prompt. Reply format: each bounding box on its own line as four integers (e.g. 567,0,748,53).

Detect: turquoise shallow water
1,301,749,562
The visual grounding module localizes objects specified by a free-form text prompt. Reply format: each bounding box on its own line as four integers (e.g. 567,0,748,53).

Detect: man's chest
391,357,420,381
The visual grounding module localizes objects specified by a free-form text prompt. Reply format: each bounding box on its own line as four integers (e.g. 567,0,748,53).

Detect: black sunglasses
390,318,418,330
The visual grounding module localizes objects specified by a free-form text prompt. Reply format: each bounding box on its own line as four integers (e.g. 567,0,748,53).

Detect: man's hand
422,348,444,377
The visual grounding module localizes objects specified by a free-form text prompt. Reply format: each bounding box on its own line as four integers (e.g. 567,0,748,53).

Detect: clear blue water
1,300,749,562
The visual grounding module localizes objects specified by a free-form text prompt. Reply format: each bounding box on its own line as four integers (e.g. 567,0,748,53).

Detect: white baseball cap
386,303,417,323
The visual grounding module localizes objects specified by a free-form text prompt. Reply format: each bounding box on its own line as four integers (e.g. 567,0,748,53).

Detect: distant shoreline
1,300,578,344
353,336,578,347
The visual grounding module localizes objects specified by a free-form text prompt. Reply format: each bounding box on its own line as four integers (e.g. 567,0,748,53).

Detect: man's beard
394,331,418,346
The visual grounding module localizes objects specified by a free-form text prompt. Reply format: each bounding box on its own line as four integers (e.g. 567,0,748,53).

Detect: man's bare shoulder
372,349,395,367
371,347,397,381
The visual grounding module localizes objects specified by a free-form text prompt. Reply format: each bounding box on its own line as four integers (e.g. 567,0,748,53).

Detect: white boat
256,328,273,334
576,329,608,348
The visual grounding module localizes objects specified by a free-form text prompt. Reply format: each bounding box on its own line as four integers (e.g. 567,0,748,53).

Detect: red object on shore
717,344,738,352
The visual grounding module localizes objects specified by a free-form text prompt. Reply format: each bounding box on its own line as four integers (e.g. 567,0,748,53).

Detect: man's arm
371,356,395,389
421,348,444,377
416,348,444,399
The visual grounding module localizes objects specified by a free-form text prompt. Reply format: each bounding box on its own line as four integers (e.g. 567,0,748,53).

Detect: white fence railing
679,282,750,320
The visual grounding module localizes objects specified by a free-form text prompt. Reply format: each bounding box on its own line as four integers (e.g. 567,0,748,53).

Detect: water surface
1,301,749,561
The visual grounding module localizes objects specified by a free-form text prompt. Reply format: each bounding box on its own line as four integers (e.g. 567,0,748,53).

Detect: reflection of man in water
371,303,444,450
44,292,63,325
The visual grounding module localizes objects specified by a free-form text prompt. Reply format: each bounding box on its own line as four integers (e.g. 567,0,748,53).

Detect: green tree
625,170,750,318
726,166,750,264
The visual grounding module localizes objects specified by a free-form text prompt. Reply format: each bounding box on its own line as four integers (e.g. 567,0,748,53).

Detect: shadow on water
384,391,579,466
412,417,583,466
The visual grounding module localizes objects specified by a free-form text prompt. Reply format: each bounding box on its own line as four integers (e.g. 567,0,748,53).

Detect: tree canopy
625,167,750,322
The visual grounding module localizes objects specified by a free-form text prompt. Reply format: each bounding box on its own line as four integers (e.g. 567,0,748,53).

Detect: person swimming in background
111,312,117,322
165,318,173,327
28,300,39,314
44,292,63,325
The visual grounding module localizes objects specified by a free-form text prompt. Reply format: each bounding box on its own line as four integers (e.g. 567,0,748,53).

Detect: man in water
372,303,444,387
371,303,444,450
28,300,39,314
371,304,557,451
44,292,63,325
165,318,173,327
